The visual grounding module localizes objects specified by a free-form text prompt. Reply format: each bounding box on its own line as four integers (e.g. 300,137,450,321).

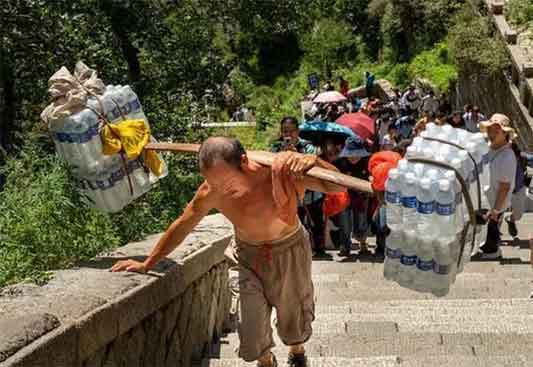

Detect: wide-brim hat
479,113,517,140
339,136,370,158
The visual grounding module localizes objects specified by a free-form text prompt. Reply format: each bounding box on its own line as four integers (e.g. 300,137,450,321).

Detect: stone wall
0,214,234,367
454,0,533,150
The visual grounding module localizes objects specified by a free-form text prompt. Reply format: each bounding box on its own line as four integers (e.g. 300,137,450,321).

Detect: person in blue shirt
271,117,327,257
365,71,375,98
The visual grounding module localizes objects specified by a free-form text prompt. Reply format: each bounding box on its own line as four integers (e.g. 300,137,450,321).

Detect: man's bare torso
208,165,299,245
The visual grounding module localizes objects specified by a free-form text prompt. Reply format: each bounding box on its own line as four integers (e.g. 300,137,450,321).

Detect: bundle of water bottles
383,123,490,296
41,62,168,212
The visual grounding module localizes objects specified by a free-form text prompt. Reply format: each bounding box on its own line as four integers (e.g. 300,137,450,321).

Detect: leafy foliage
0,143,120,286
506,0,533,29
408,43,458,91
448,5,510,76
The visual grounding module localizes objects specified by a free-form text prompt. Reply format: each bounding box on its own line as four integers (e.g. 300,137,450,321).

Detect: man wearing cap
478,113,518,259
335,136,372,254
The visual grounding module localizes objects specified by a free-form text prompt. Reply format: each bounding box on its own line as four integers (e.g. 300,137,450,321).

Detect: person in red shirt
339,76,349,97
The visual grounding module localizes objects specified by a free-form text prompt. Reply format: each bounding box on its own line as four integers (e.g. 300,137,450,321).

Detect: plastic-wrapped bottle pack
383,123,490,296
43,63,167,213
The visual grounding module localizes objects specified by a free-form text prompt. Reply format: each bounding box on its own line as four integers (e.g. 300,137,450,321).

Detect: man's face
202,160,251,199
348,157,361,165
281,123,299,143
487,124,507,147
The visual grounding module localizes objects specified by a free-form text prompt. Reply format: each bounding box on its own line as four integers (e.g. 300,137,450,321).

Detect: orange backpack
322,191,351,217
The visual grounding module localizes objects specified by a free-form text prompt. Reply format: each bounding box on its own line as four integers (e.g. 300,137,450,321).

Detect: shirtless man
111,137,344,367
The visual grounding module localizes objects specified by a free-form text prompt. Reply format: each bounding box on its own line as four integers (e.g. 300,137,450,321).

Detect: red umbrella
335,112,375,141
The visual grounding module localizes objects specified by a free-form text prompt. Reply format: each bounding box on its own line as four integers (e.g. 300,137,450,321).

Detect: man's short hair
198,137,246,172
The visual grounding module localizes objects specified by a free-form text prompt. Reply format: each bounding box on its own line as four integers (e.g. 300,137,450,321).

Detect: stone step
312,275,533,290
315,298,533,314
312,267,533,282
214,328,533,358
313,258,533,279
399,354,530,367
315,284,530,303
211,331,533,359
202,356,400,367
203,355,532,367
315,312,533,325
311,261,531,277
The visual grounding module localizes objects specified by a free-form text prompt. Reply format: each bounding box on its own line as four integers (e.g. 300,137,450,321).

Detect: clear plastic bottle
416,177,435,234
401,173,418,232
432,237,453,297
384,229,403,281
435,179,456,236
405,145,418,159
397,159,410,176
415,236,436,292
385,168,403,232
425,122,440,137
413,163,425,179
441,124,457,142
398,230,418,289
434,178,458,291
414,177,436,292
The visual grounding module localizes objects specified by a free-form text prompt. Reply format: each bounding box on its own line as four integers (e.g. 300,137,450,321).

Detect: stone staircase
203,215,533,366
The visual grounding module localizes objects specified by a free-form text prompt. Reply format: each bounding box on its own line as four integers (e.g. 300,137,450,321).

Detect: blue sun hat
339,135,370,158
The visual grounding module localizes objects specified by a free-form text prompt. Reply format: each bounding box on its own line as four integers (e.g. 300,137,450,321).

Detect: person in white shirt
421,90,439,115
401,85,421,115
478,113,517,259
463,105,486,133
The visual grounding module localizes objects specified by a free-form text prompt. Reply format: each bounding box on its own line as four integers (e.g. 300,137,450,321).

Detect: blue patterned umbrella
299,120,356,145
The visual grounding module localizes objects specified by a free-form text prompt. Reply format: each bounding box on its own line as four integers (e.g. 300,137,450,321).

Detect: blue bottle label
417,201,434,214
402,196,417,209
433,263,450,275
386,191,400,204
436,203,455,216
416,258,434,271
400,255,417,266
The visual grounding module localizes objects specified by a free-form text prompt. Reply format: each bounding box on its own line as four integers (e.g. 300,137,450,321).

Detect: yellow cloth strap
101,119,164,176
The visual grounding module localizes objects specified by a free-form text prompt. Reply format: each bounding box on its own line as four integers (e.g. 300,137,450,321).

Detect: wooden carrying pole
145,142,373,194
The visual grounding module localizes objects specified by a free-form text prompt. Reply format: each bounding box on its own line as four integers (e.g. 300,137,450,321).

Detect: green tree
448,5,509,76
300,18,358,77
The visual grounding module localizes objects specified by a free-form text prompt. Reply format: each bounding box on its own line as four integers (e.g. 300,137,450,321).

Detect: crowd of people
273,77,532,260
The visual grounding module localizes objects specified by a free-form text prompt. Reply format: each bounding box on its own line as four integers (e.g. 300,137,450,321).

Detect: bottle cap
388,168,399,179
420,177,431,188
438,179,450,191
426,169,438,180
450,158,461,170
445,170,456,181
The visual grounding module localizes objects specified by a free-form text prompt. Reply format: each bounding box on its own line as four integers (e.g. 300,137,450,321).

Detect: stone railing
456,0,533,150
0,214,233,367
